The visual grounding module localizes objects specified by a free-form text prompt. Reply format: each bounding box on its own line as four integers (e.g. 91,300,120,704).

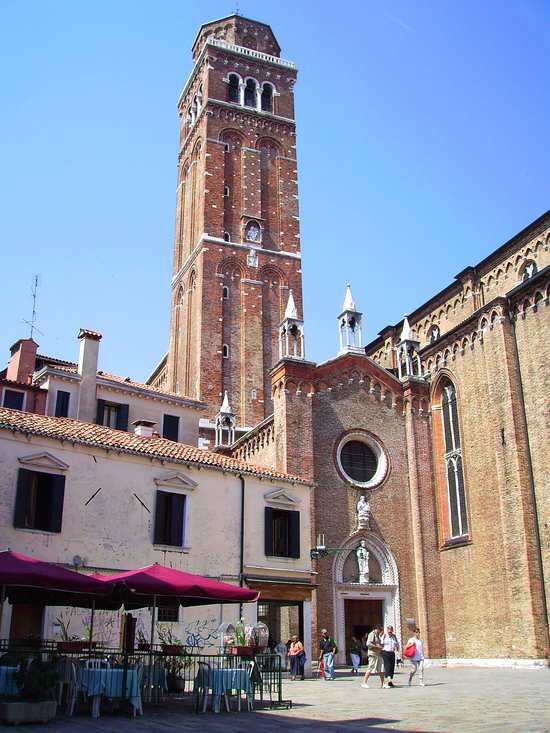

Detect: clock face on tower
245,222,261,243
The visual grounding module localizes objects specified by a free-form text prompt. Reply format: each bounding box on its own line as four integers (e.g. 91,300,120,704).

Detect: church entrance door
344,598,383,663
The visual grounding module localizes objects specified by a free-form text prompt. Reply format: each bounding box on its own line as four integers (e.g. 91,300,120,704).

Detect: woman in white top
405,627,425,686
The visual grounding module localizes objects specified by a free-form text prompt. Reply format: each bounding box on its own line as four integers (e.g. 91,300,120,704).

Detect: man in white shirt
381,625,399,687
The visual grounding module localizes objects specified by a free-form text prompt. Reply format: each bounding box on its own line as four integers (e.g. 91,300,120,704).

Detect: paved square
6,666,550,732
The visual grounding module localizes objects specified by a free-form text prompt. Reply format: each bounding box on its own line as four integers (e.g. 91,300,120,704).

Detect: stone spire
338,283,363,356
215,391,236,447
396,315,422,381
400,315,413,342
279,291,304,360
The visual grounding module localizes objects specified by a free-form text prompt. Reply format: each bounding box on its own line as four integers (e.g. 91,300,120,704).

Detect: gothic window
521,260,537,282
261,83,273,112
441,380,468,538
340,441,378,483
228,73,240,104
244,79,257,107
223,344,229,359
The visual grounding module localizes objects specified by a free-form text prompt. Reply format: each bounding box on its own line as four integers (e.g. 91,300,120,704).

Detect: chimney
132,419,156,438
76,328,102,422
6,339,39,384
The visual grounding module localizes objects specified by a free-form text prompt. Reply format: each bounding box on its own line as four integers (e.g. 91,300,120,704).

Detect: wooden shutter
169,494,185,546
116,404,129,431
3,390,24,410
48,475,66,533
154,491,168,544
13,469,32,528
55,390,70,417
264,507,274,556
96,399,106,425
163,414,180,442
288,510,301,558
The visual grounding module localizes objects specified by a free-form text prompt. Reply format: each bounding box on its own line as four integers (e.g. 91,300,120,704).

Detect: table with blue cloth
194,667,252,713
78,667,141,718
0,666,19,696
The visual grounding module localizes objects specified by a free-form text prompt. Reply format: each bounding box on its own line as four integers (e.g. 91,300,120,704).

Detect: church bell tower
165,15,303,431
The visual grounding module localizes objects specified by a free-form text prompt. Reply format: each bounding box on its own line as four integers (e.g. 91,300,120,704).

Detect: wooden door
10,604,44,641
344,599,383,661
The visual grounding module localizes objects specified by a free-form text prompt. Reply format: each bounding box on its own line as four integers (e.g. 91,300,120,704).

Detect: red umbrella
94,563,258,609
95,564,258,657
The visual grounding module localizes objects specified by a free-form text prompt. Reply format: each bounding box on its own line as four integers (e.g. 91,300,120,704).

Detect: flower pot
57,641,87,654
162,644,183,655
229,646,254,657
0,700,57,725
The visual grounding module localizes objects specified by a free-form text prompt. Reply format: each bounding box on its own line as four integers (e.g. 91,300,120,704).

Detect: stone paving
5,666,550,732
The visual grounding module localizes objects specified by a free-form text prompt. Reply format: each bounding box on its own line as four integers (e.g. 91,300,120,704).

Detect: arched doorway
332,532,401,665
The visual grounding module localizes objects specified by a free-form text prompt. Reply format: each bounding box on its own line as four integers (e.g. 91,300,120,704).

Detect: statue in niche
356,495,371,530
355,540,369,584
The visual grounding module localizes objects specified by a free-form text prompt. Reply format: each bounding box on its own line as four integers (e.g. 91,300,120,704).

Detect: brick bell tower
165,15,303,431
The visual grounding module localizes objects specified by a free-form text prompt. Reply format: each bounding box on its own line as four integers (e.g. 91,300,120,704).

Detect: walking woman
288,635,306,680
405,627,425,686
349,635,362,676
381,625,399,687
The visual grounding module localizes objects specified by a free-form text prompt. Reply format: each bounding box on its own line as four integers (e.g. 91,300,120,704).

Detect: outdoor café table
78,667,141,718
142,665,168,703
0,666,19,696
194,666,252,713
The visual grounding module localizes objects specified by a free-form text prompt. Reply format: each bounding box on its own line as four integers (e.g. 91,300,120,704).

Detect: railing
207,37,297,70
0,640,287,713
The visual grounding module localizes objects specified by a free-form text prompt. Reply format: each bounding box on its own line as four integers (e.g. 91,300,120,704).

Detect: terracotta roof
78,328,102,341
34,363,205,407
0,407,309,485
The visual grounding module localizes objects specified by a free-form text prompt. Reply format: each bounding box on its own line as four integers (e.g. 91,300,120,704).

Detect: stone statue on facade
356,495,371,529
355,540,369,584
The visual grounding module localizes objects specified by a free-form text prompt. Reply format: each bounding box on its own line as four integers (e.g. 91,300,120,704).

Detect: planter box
0,700,57,725
161,644,183,655
229,646,254,657
57,641,90,653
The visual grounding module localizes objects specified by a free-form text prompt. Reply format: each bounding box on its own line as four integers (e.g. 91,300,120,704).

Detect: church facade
153,15,550,666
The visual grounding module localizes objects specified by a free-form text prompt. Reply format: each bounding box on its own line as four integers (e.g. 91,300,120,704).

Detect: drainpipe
508,308,549,641
239,475,245,618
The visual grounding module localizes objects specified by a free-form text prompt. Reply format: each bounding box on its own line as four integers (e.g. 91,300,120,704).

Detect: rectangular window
96,399,129,431
157,607,179,623
13,469,65,533
154,491,186,547
264,507,300,558
163,414,180,442
55,390,70,417
3,390,24,410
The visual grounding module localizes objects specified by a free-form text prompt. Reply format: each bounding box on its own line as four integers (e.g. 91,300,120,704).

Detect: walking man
319,628,337,681
381,625,399,687
361,623,385,688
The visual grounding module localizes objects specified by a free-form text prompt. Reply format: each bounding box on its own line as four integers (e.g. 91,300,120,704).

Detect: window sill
265,554,300,561
440,536,471,551
14,526,60,536
153,544,190,554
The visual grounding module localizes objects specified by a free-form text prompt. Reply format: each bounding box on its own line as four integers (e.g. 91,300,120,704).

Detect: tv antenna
22,275,43,339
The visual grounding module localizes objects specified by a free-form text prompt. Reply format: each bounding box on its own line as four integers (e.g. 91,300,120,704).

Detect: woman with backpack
404,627,425,686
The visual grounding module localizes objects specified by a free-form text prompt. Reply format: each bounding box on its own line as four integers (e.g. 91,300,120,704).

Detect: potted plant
157,624,184,655
55,611,87,653
0,658,58,724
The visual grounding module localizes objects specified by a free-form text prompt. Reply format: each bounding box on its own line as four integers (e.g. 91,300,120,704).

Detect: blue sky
1,0,548,381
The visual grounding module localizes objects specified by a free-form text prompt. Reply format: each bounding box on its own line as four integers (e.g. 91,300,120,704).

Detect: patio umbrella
94,564,258,663
0,550,118,646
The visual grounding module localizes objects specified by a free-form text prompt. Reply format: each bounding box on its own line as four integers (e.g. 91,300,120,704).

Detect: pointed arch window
441,380,468,538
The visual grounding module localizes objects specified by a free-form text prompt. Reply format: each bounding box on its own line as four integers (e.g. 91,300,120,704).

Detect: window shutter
154,491,168,544
163,414,180,442
264,507,274,556
13,469,32,528
288,510,301,559
169,494,185,546
96,399,106,425
3,390,24,410
55,390,70,417
116,404,129,431
48,475,66,533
